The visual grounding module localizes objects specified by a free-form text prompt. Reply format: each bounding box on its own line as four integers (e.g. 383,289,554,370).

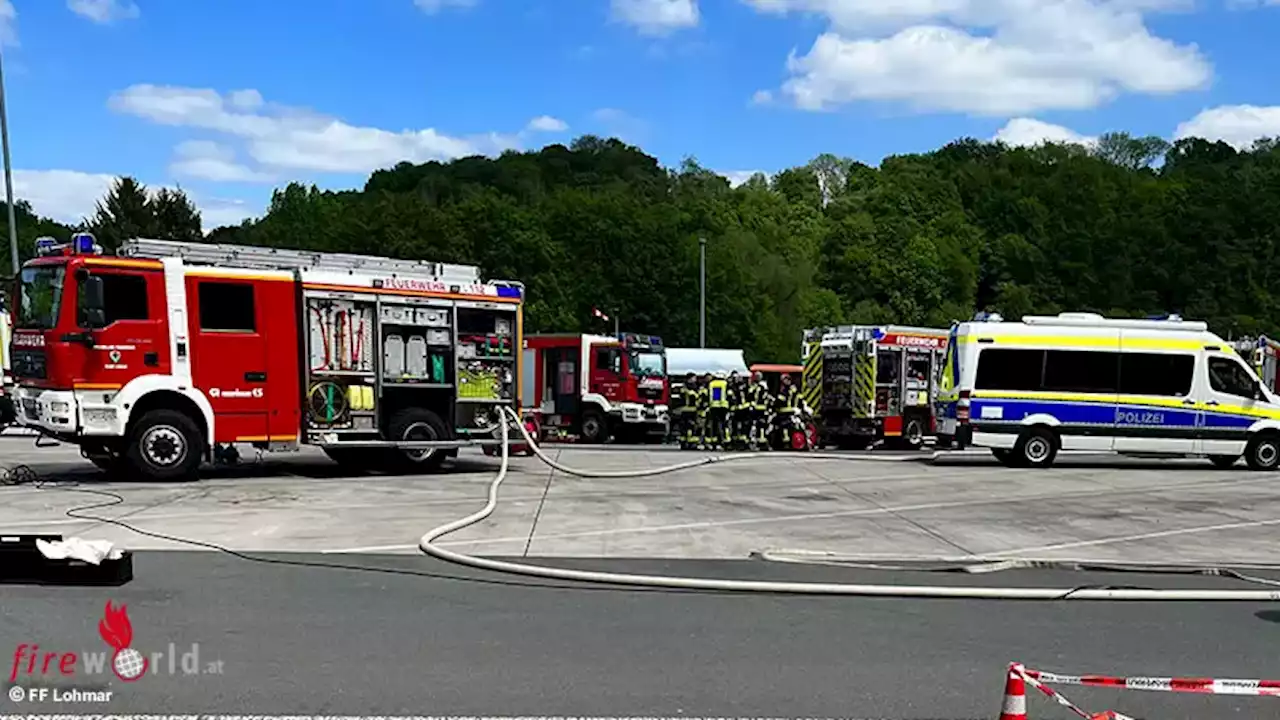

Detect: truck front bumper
613,402,668,427
14,386,127,438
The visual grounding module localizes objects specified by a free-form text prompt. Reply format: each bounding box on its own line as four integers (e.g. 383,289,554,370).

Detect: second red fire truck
521,332,669,443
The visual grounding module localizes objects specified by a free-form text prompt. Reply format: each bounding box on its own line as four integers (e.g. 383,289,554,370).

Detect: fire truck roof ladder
117,238,484,283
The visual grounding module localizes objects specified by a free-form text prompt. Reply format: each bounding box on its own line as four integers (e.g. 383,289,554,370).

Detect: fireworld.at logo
9,601,224,683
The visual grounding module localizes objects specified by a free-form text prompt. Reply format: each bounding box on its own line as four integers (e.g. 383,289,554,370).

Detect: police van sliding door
1113,337,1198,455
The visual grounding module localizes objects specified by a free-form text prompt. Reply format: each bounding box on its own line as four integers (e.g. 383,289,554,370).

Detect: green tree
88,177,157,251
151,187,203,240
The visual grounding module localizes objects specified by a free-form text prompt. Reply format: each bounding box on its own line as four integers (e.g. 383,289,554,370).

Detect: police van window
1208,357,1258,399
974,349,1044,391
79,273,148,326
198,282,256,332
1043,350,1119,393
1118,354,1195,396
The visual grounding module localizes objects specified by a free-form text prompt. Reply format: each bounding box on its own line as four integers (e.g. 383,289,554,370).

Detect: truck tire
1244,433,1280,471
385,407,449,474
123,409,204,482
1011,427,1058,469
901,416,925,449
580,409,609,444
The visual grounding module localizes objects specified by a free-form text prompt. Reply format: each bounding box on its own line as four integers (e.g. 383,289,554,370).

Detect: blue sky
4,0,1280,229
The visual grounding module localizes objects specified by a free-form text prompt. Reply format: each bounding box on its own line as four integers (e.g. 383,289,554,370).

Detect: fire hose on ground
418,406,1280,601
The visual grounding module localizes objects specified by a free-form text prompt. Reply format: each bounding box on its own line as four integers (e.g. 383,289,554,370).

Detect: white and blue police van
934,312,1280,469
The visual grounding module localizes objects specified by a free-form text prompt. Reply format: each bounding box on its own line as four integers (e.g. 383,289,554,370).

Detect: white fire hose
418,407,1280,600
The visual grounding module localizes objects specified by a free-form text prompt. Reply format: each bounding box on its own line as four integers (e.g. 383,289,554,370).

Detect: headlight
49,401,71,414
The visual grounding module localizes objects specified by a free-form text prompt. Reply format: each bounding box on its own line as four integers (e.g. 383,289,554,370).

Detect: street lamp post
0,45,17,275
699,236,706,348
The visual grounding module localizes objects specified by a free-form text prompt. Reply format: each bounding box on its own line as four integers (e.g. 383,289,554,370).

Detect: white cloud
747,0,1211,116
109,84,546,176
526,115,569,133
170,140,274,183
199,197,258,229
994,117,1098,147
67,0,140,24
611,0,699,35
0,0,18,47
1174,105,1280,149
12,169,116,225
413,0,477,14
7,168,261,231
751,89,774,105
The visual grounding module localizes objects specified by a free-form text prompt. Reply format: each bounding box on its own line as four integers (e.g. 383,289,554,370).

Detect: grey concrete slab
5,437,1280,566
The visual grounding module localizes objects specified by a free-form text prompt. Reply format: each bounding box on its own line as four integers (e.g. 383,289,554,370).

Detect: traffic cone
999,663,1028,720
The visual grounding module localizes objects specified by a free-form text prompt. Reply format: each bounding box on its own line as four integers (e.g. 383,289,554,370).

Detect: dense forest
7,132,1280,364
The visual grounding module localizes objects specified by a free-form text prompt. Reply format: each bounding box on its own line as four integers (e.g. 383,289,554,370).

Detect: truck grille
11,350,47,380
638,386,663,402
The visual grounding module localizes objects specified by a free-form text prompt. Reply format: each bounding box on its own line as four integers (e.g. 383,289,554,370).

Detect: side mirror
81,275,106,329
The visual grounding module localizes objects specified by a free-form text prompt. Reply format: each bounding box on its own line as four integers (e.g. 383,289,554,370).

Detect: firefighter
771,373,804,449
748,371,772,450
729,372,751,449
695,372,713,449
676,373,699,449
706,373,730,450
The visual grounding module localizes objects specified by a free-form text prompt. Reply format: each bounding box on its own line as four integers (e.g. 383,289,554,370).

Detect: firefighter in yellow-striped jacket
747,371,772,450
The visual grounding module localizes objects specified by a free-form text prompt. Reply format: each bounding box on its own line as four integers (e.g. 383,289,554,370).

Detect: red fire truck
522,332,668,443
9,235,525,481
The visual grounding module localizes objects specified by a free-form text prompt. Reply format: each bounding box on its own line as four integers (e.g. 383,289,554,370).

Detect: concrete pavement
3,437,1280,565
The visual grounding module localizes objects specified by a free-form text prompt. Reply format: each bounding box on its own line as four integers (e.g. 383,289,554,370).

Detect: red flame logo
98,601,134,650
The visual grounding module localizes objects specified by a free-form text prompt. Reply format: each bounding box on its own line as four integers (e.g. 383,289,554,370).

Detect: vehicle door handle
245,371,267,382
1206,400,1219,406
1182,399,1195,405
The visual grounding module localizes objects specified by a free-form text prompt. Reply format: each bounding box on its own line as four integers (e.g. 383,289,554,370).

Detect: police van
934,313,1280,469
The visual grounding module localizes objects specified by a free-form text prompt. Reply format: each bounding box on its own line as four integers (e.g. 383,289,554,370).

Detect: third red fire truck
521,332,669,443
801,324,949,449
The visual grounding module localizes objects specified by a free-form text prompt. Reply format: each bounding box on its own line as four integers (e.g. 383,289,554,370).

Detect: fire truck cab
9,235,525,481
801,324,948,450
522,332,668,443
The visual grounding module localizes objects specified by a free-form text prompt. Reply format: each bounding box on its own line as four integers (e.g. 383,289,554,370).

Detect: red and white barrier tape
1024,667,1280,698
1012,664,1123,720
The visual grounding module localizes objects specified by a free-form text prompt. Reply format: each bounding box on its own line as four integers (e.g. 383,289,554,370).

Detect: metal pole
0,46,16,275
614,314,619,337
699,237,706,348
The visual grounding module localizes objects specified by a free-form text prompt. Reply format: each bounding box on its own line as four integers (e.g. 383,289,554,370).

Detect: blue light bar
496,286,522,299
34,237,56,249
71,232,97,254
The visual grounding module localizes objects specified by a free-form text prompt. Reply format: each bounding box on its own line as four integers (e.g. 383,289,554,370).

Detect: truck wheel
1012,428,1058,469
385,408,449,474
124,409,204,482
1244,433,1280,471
900,417,926,449
580,410,609,444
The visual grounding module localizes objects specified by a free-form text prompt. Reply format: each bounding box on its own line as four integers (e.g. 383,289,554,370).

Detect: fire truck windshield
16,264,64,329
629,350,665,378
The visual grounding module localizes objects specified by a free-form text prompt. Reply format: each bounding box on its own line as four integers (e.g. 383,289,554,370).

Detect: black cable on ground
0,462,735,595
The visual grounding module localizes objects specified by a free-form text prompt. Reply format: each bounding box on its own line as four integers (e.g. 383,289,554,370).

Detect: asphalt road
4,552,1280,719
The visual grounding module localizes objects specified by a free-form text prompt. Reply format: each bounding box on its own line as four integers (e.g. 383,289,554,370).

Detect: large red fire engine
9,235,525,481
522,332,668,443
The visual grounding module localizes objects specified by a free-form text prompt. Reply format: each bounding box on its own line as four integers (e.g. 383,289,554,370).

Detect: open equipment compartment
454,301,519,437
305,293,378,434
